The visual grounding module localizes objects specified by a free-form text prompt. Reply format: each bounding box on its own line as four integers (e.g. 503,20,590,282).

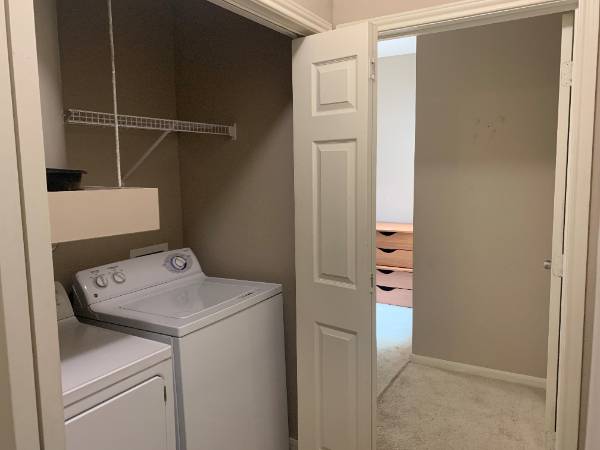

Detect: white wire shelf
65,109,236,139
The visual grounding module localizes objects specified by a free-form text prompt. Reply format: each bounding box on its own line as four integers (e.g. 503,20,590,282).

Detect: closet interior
36,0,297,441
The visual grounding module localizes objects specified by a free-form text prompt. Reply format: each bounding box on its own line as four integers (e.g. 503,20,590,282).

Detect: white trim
289,437,298,450
0,0,42,447
5,0,66,448
545,11,574,437
205,0,332,37
410,354,547,390
339,0,577,38
584,224,600,450
556,0,599,448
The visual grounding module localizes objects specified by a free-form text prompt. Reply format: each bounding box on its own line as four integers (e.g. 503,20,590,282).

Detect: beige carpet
377,363,545,450
377,339,411,397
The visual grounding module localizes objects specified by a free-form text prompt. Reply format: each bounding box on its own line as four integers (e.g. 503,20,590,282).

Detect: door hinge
370,273,374,289
370,58,376,81
560,61,573,87
553,254,564,278
164,386,167,402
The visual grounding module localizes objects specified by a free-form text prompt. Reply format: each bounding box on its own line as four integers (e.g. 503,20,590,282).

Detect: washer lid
120,280,256,319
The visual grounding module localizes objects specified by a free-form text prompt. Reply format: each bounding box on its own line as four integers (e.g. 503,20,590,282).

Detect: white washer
56,282,177,450
71,248,289,450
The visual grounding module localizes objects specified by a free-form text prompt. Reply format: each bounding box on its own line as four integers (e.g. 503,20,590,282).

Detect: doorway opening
375,35,416,398
375,13,570,449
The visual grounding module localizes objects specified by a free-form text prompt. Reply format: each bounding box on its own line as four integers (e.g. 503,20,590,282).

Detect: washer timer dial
170,255,188,271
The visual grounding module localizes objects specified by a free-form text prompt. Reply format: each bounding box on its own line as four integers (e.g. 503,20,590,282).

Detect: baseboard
289,437,298,450
410,354,546,390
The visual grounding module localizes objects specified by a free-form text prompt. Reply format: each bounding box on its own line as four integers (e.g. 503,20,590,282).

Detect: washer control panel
73,248,201,305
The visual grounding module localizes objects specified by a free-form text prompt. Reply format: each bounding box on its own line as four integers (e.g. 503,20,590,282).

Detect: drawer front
376,248,413,269
376,231,413,250
376,269,412,289
376,286,413,308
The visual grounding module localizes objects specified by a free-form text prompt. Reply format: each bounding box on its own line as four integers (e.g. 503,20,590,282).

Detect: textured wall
413,15,561,378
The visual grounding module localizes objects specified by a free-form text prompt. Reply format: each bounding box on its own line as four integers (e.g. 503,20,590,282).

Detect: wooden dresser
375,222,413,308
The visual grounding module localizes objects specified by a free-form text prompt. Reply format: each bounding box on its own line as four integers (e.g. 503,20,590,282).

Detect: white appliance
56,282,177,450
71,248,289,450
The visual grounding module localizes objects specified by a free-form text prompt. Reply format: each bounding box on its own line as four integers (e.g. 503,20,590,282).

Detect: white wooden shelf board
48,188,159,243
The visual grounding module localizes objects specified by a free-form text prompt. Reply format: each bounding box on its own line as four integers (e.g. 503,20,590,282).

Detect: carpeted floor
377,363,546,450
376,304,412,396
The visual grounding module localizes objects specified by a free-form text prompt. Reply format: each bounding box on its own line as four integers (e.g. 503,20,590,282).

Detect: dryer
71,248,289,450
56,282,177,450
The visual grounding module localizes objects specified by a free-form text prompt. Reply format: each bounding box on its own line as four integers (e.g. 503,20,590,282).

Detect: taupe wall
295,0,333,23
412,15,561,378
52,0,183,284
173,0,296,437
332,0,448,25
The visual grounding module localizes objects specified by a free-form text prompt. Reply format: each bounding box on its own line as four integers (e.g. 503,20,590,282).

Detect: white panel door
65,377,168,450
292,22,376,450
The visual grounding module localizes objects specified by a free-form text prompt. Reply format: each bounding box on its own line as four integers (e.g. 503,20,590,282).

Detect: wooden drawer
376,268,413,289
376,231,413,250
376,248,413,269
376,286,413,308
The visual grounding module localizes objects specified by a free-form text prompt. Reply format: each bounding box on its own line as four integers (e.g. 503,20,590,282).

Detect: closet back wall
52,0,183,284
173,0,297,438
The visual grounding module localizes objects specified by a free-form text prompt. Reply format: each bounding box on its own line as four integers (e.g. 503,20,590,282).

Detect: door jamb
4,0,66,448
339,0,598,448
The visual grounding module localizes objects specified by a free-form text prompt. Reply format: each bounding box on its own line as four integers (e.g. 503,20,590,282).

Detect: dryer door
65,376,168,450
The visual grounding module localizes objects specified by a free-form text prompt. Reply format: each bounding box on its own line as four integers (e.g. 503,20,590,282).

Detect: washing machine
71,248,289,450
56,282,177,450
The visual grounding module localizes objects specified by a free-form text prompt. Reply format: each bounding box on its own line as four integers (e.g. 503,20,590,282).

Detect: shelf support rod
122,130,172,184
107,0,122,187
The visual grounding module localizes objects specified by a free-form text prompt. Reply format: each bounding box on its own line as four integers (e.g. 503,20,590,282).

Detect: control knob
112,271,127,284
94,275,108,288
170,255,188,271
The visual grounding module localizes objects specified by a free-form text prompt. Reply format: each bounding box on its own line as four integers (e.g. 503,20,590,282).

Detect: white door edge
545,11,574,442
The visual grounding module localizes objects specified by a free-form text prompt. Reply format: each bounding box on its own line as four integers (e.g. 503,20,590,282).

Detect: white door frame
0,0,43,448
546,11,574,445
338,0,598,448
3,0,66,449
204,0,333,36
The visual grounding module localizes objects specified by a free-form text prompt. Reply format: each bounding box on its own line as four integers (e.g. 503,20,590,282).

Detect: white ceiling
378,36,417,58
